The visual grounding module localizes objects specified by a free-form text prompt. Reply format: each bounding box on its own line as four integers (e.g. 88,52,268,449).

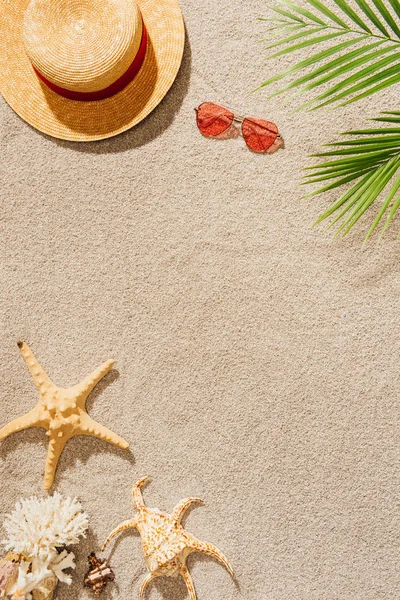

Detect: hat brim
0,0,185,141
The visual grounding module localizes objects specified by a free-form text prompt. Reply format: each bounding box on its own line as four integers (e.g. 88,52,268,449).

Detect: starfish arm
0,408,42,441
172,498,204,525
102,518,137,550
43,433,68,490
78,413,129,449
74,360,115,405
188,537,235,580
139,573,157,600
17,341,54,395
180,565,197,600
132,476,150,510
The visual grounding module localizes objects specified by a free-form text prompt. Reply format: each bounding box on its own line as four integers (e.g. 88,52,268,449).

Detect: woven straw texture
24,0,143,93
0,0,184,141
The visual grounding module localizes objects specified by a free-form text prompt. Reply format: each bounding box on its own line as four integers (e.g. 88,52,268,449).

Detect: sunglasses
195,102,282,153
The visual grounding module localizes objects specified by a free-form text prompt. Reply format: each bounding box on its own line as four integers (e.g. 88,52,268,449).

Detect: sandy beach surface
1,0,400,598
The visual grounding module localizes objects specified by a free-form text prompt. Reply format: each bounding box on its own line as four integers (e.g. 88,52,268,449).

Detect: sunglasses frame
194,103,282,145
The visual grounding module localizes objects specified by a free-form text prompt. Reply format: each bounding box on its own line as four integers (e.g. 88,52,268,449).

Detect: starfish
103,477,235,600
0,341,129,490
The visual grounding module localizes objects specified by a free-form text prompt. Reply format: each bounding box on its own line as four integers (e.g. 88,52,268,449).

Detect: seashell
103,477,235,600
31,573,57,600
0,553,20,598
84,553,115,595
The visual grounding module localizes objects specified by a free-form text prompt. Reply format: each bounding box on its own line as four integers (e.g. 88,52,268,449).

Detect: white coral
8,560,52,600
2,493,88,561
49,550,75,584
1,494,88,600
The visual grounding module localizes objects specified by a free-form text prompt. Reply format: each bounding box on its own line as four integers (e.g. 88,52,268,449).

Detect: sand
1,0,400,598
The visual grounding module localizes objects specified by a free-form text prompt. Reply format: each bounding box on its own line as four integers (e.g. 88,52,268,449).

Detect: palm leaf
259,0,400,108
308,113,400,240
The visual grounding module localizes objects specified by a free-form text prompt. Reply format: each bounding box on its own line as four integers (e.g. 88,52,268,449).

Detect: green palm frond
259,0,400,109
306,112,400,241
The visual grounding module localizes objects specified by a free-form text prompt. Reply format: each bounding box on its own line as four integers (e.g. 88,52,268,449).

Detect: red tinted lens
242,118,278,153
196,102,234,137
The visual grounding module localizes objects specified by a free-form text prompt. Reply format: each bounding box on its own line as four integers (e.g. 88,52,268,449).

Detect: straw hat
0,0,185,141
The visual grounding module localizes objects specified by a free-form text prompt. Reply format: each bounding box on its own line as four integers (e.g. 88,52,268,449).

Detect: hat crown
23,0,143,93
